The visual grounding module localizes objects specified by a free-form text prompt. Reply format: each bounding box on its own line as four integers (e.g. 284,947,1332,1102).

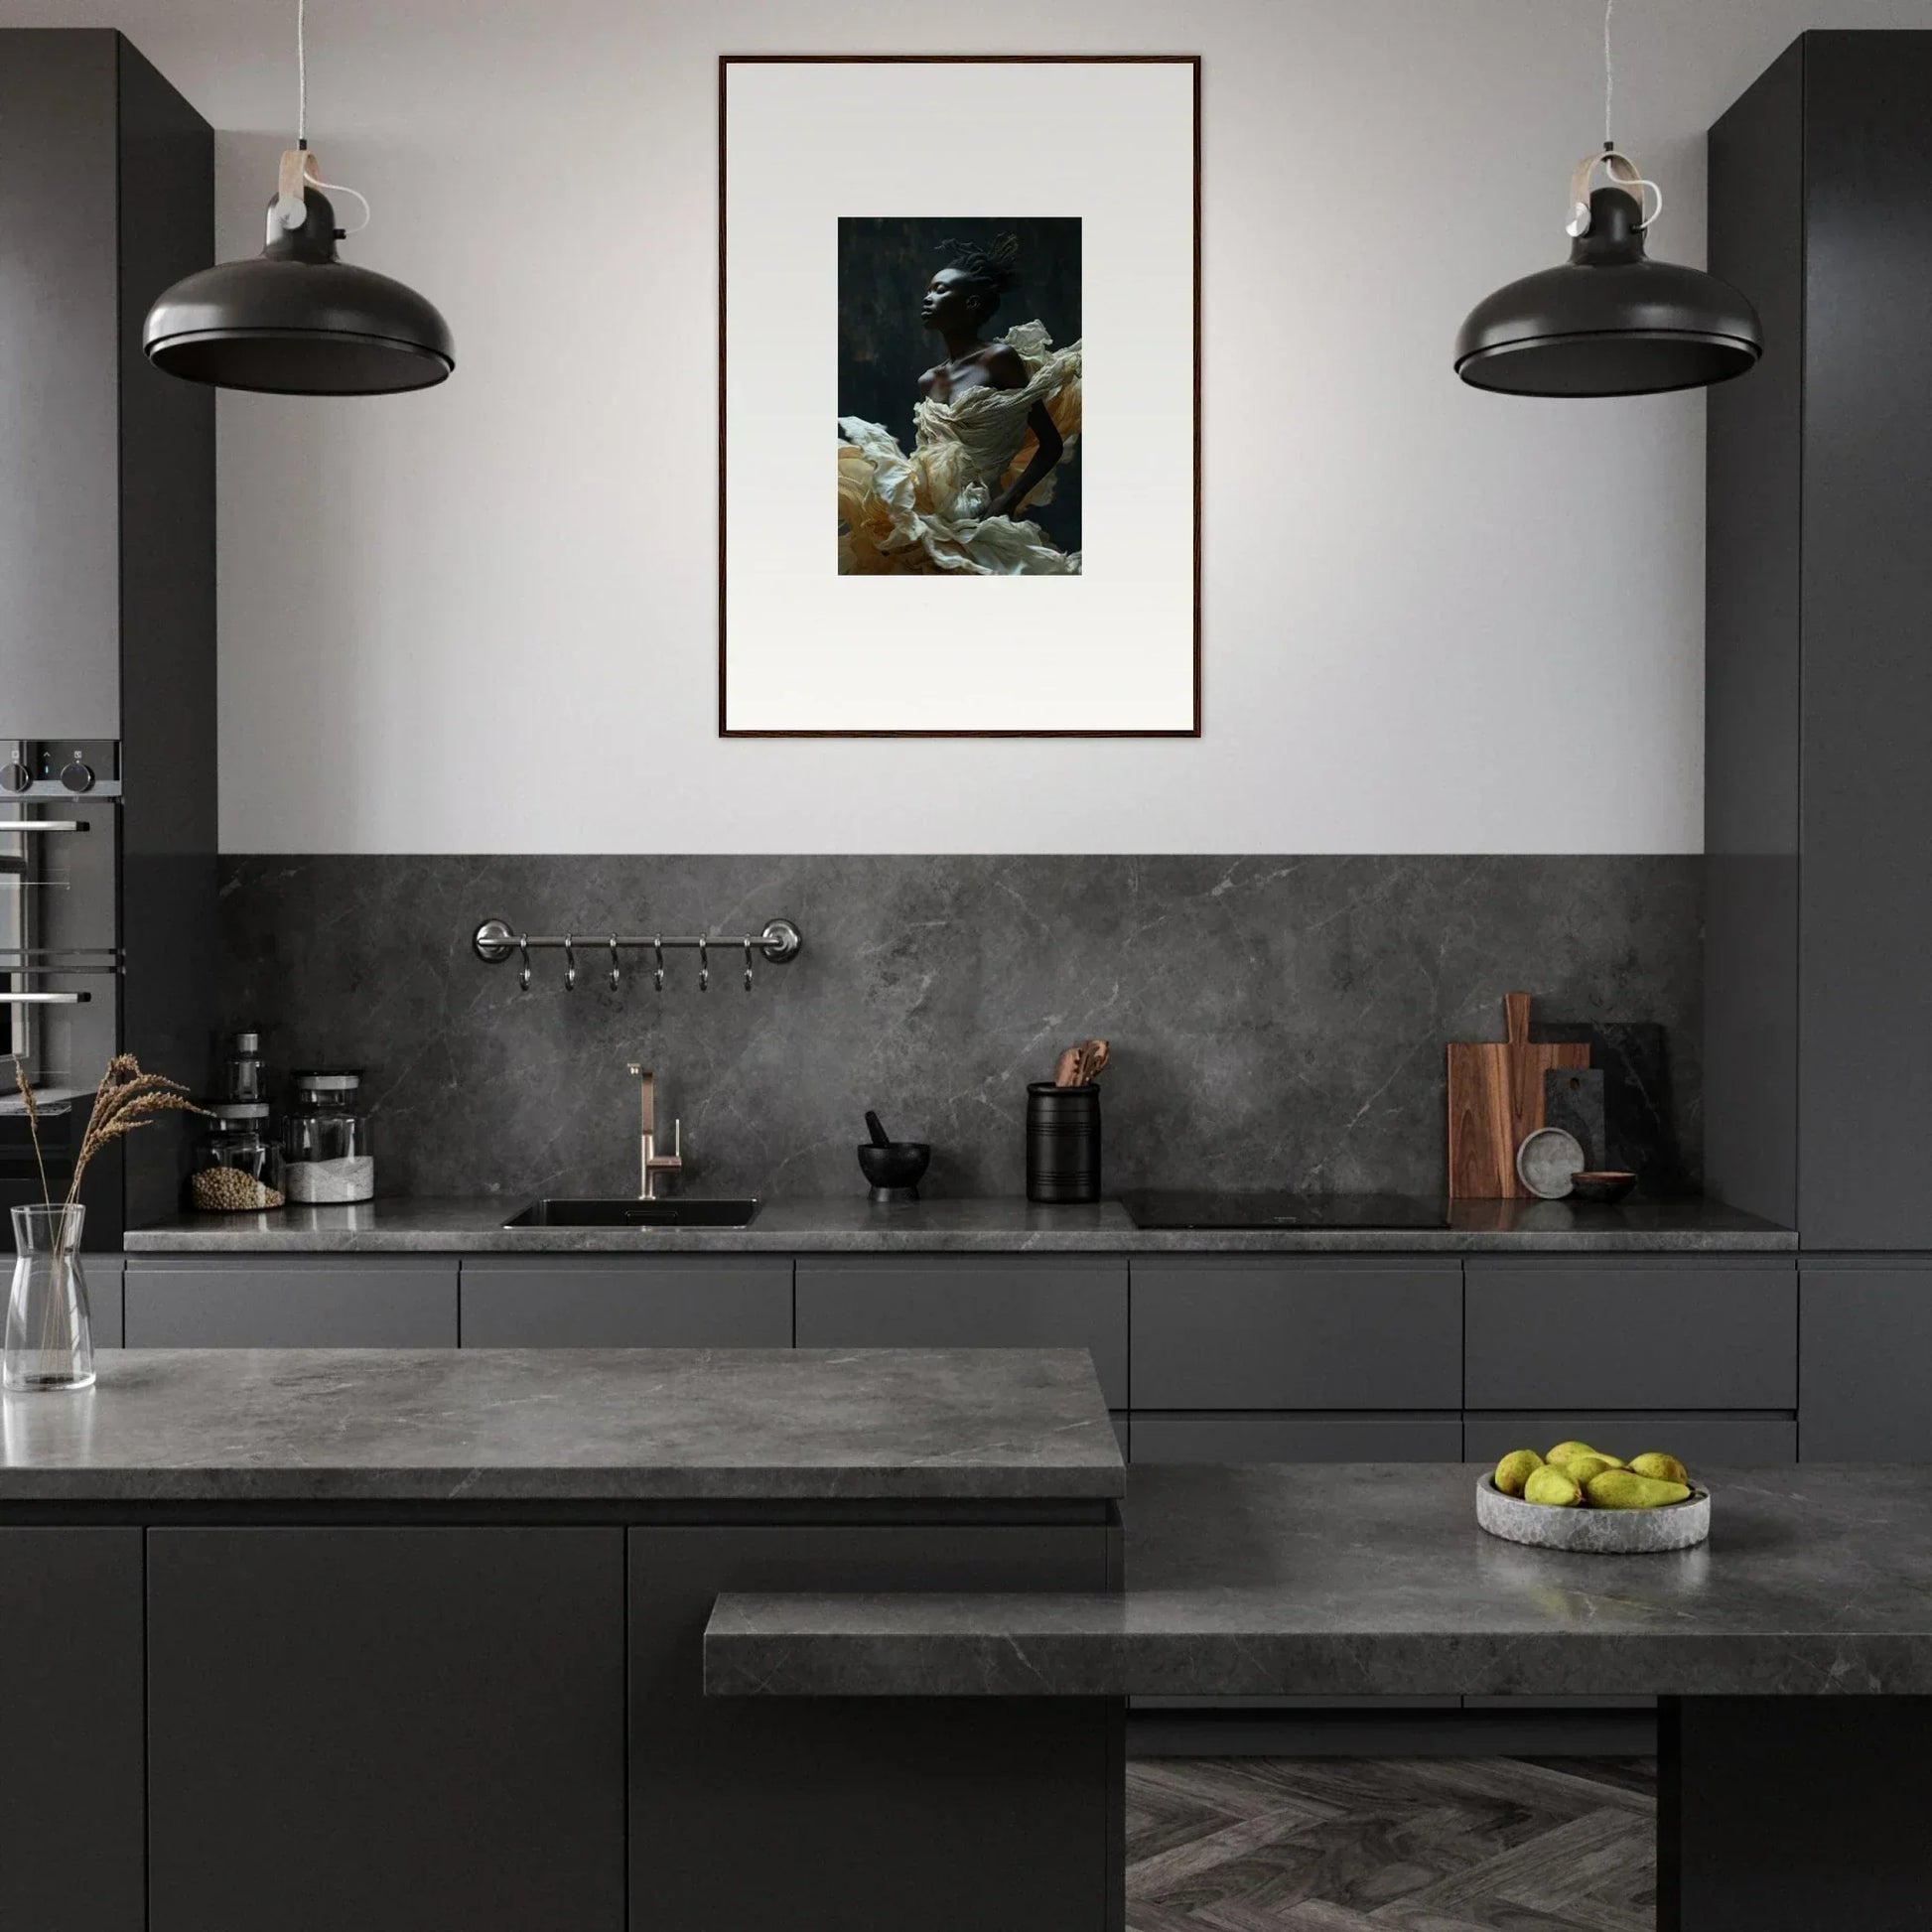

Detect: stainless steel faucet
625,1064,683,1199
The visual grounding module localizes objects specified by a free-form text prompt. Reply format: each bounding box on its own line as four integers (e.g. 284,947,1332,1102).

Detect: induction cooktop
1118,1191,1449,1231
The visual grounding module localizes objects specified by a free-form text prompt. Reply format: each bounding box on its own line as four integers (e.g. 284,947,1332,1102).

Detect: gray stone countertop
0,1347,1123,1504
122,1194,1796,1255
706,1461,1932,1698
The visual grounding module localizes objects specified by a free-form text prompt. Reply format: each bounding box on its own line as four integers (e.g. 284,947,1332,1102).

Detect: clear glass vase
5,1204,95,1393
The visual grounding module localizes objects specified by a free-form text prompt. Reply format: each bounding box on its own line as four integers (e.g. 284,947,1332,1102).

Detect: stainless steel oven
0,741,122,1216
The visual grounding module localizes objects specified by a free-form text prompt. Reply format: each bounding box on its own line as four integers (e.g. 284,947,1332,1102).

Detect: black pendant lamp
143,0,453,395
1454,0,1759,397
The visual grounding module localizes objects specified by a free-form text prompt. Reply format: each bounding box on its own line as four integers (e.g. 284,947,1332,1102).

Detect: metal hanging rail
471,916,802,993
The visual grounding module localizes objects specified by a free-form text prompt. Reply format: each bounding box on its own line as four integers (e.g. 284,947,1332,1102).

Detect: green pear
1628,1451,1690,1486
1585,1469,1693,1510
1524,1465,1585,1507
1494,1449,1543,1496
1554,1452,1619,1485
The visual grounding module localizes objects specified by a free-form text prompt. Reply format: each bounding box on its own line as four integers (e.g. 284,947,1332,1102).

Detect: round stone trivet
1476,1475,1711,1552
1516,1127,1586,1199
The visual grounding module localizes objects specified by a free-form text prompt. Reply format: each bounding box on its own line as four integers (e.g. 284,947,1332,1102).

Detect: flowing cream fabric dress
837,321,1082,575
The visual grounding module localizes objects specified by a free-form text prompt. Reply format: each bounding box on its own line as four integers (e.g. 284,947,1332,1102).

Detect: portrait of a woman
837,227,1083,576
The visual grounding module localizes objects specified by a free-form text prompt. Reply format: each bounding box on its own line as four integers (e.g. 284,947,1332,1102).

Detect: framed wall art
719,55,1201,737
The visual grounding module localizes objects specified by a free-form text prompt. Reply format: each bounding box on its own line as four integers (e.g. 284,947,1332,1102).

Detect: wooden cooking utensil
1447,992,1589,1198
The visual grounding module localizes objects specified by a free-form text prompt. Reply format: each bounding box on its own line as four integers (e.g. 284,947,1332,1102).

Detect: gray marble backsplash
216,857,1702,1203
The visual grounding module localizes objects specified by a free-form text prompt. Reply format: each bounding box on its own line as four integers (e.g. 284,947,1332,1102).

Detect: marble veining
123,1192,1793,1253
705,1461,1932,1698
217,855,1704,1202
0,1347,1123,1503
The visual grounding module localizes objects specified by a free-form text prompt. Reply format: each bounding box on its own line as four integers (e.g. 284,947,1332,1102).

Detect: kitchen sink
502,1197,761,1229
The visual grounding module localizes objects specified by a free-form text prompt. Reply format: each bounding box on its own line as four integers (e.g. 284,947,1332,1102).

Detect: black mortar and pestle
858,1110,930,1204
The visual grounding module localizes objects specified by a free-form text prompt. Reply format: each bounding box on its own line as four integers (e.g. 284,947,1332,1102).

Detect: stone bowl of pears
1477,1441,1710,1553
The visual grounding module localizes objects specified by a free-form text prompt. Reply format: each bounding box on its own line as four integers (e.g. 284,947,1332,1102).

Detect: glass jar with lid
189,1102,286,1212
283,1069,375,1204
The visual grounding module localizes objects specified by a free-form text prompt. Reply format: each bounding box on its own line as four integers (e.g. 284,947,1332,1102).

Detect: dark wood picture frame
718,53,1202,739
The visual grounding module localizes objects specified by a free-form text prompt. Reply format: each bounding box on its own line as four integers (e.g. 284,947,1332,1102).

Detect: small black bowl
858,1141,930,1203
1569,1171,1638,1204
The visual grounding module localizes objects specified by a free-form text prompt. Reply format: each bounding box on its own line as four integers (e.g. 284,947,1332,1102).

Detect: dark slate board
1543,1066,1607,1173
1534,1022,1687,1195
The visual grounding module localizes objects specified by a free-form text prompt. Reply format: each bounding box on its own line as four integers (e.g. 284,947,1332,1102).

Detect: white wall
9,0,1928,853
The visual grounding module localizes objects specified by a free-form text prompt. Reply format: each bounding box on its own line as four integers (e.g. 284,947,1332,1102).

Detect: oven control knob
60,760,94,794
0,761,29,793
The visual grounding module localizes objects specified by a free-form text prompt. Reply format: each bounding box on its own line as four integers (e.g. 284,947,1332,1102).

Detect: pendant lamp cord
273,0,372,235
1602,0,1614,148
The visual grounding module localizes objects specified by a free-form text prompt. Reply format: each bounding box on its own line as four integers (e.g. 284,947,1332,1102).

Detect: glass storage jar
283,1069,375,1204
189,1102,286,1212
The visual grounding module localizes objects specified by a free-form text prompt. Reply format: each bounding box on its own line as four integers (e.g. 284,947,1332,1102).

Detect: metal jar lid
206,1100,271,1123
291,1069,362,1093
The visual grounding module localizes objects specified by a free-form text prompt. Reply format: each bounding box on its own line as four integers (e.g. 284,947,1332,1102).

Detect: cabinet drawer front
794,1258,1127,1409
460,1259,791,1348
1131,1261,1461,1411
124,1259,458,1347
149,1528,624,1932
1132,1414,1463,1463
1465,1261,1795,1410
86,1254,123,1348
1800,1266,1932,1459
1462,1412,1797,1466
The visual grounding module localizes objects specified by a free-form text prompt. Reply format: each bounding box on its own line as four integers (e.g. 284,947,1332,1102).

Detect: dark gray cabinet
0,1529,144,1932
147,1527,626,1932
83,1253,122,1347
0,32,209,731
460,1256,791,1347
1800,1264,1932,1459
1131,1259,1460,1411
629,1523,1117,1932
125,1256,458,1346
1463,1413,1797,1466
1132,1414,1461,1463
0,31,127,730
795,1256,1128,1408
1708,33,1932,1250
1464,1260,1795,1411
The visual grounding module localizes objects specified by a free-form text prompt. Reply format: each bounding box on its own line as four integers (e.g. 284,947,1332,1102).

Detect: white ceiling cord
1603,0,1615,149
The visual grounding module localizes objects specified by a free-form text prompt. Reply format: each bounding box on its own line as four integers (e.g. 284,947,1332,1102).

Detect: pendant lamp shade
144,184,454,395
1455,185,1760,398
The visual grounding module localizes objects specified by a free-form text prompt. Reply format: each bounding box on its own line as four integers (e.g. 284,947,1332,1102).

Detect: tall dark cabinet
1708,32,1932,1455
1707,31,1932,1251
0,31,215,1243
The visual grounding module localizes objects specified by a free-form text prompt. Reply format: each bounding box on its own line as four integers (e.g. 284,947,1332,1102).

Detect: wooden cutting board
1447,993,1590,1198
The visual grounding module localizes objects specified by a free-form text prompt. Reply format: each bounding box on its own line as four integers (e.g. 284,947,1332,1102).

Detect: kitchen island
0,1346,1124,1932
713,1461,1932,1930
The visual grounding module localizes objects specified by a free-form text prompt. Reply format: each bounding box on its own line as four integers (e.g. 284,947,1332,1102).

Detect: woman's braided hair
935,233,1022,317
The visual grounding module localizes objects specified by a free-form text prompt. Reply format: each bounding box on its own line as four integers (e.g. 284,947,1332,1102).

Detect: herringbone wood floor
1126,1756,1656,1932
